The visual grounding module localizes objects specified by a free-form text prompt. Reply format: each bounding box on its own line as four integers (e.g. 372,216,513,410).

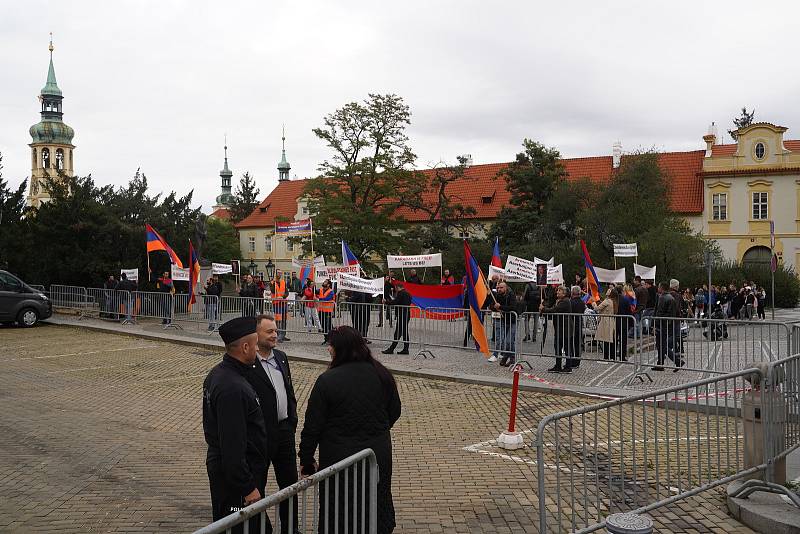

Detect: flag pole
309,218,315,258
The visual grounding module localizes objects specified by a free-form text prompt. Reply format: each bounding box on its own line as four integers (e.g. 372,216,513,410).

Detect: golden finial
49,33,54,54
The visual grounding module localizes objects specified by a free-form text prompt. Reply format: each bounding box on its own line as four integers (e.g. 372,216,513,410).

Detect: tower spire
278,125,291,182
215,135,234,209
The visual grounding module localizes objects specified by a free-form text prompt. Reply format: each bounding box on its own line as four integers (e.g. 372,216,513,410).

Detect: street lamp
248,258,257,276
265,258,275,280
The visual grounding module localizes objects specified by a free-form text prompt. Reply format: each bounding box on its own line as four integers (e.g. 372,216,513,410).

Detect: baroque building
28,38,75,208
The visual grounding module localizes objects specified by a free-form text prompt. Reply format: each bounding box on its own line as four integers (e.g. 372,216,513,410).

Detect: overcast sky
2,1,799,212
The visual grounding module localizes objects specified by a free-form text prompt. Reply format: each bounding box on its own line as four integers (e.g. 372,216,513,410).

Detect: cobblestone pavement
0,324,753,533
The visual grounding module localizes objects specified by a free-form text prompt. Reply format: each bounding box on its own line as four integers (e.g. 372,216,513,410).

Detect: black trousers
320,311,332,336
208,465,266,534
263,421,298,534
387,318,410,352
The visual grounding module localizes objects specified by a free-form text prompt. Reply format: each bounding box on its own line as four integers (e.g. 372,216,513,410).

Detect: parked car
0,270,52,327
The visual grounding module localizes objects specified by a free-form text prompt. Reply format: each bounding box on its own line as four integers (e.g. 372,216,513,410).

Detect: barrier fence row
535,356,800,532
193,448,379,534
46,286,793,378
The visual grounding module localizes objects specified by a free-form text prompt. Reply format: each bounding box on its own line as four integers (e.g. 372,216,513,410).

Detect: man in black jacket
541,286,571,373
566,286,586,369
247,314,299,533
522,281,541,342
491,282,518,366
652,282,683,371
238,274,260,317
382,282,412,354
203,317,268,532
204,276,223,331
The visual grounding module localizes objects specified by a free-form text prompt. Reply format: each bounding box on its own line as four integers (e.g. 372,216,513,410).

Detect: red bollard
497,366,525,450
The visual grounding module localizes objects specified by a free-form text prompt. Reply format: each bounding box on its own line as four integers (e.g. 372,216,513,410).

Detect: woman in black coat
299,326,401,534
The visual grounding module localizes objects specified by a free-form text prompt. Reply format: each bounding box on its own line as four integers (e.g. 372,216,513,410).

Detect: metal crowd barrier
49,284,91,309
130,291,178,328
193,449,379,534
83,288,133,323
535,367,765,533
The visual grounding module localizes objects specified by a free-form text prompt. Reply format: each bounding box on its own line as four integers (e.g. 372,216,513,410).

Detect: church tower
277,126,290,182
28,36,75,208
213,139,234,210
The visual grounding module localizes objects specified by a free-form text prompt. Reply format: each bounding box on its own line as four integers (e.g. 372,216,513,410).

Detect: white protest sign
534,256,555,267
594,267,626,283
120,268,138,281
212,263,233,274
316,264,359,282
546,264,564,285
386,253,442,269
613,243,638,257
171,264,190,281
504,255,539,281
488,264,532,283
634,263,657,280
291,256,326,269
336,272,385,295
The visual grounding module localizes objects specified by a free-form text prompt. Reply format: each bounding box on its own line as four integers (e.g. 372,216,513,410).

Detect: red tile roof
210,207,231,220
236,151,707,229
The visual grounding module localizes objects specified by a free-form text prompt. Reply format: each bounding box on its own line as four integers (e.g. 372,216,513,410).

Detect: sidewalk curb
47,318,611,400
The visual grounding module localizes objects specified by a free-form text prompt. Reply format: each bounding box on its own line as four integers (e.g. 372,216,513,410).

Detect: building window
32,148,37,168
752,192,768,220
301,206,308,215
755,142,766,160
286,239,294,252
458,230,471,239
55,149,64,171
264,235,272,252
712,193,727,221
42,148,50,168
248,236,256,252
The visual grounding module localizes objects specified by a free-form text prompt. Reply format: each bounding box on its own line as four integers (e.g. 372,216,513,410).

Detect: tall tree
203,217,241,263
728,107,755,141
491,139,566,249
303,93,418,269
0,152,29,270
229,172,260,224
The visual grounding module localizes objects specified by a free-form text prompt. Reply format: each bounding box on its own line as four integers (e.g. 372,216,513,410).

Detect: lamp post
265,258,275,280
248,259,257,276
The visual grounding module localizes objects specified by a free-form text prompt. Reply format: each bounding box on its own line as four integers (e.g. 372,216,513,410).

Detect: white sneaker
488,356,498,362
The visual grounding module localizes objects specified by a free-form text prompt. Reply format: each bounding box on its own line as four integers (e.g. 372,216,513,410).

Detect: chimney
703,121,717,157
612,141,622,169
460,154,473,167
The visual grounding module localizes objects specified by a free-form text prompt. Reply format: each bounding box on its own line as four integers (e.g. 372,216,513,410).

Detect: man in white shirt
245,314,299,533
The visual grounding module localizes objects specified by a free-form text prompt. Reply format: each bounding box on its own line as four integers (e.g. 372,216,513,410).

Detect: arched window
742,246,772,269
32,148,37,168
55,149,64,171
69,149,72,170
42,148,50,169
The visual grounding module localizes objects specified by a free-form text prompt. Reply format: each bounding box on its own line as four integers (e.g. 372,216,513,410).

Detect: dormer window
754,142,766,160
259,207,267,213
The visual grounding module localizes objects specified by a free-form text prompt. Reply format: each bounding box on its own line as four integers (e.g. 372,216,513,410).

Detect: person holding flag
188,240,201,314
156,270,174,326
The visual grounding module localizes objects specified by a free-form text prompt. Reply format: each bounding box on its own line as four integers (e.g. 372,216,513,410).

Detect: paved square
0,324,753,533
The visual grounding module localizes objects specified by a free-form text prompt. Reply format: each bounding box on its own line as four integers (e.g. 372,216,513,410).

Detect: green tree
0,152,29,271
491,140,566,250
728,107,755,141
304,93,419,270
203,217,241,263
229,172,260,224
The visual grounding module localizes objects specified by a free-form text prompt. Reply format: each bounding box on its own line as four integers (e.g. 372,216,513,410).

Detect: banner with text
120,268,139,282
291,255,326,269
613,243,638,257
212,263,233,274
633,263,657,280
488,264,532,283
316,264,360,282
504,255,539,282
534,256,555,267
275,219,312,235
594,266,626,283
547,264,564,285
386,253,442,269
171,265,190,281
336,272,385,295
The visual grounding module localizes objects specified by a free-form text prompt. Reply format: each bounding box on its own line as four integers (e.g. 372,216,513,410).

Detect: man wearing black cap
203,316,269,532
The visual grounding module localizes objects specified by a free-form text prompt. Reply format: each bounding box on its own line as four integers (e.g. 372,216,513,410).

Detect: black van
0,270,52,327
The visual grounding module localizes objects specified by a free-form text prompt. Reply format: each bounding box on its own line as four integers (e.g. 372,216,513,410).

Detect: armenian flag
188,240,200,312
298,263,315,285
581,240,601,304
491,237,502,268
341,240,359,266
146,224,184,268
394,281,465,320
463,240,490,356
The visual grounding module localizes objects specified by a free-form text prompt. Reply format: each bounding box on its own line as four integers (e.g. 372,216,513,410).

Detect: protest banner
316,264,359,282
337,272,385,295
505,255,538,281
534,256,555,266
633,263,656,280
230,260,240,276
613,243,638,257
546,264,564,285
120,268,138,282
291,255,326,269
212,263,233,275
171,264,190,281
386,253,442,269
275,219,312,235
594,266,626,283
488,265,531,282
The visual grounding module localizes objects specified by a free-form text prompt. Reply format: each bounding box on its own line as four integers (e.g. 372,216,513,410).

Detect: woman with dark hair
299,326,401,534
